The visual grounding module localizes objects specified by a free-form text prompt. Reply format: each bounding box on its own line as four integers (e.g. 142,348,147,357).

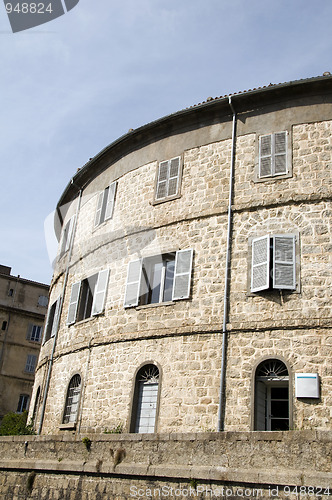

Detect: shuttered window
67,270,109,325
251,234,297,292
63,374,81,424
155,157,182,201
259,132,287,178
94,181,117,227
25,354,37,373
43,296,61,343
124,249,193,308
27,324,42,342
60,216,74,256
131,365,160,433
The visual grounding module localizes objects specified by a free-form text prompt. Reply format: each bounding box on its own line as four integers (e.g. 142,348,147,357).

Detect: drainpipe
217,96,237,431
37,183,83,434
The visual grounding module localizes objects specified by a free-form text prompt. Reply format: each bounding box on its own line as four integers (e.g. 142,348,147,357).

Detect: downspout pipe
37,183,83,434
217,96,237,431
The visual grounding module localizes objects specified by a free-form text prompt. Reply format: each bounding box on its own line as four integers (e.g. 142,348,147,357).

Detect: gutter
37,183,83,434
217,96,237,431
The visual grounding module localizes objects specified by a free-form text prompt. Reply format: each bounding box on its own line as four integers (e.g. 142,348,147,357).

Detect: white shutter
167,157,180,197
259,135,272,177
273,131,287,175
94,191,104,227
67,282,81,325
124,260,142,308
92,269,109,315
156,161,169,200
65,217,74,253
251,235,270,292
104,181,117,221
51,297,61,337
273,234,296,289
172,249,193,301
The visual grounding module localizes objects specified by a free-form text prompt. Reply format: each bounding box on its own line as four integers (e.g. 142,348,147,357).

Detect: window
258,131,288,178
124,249,193,308
154,156,182,202
17,394,30,413
250,234,298,293
63,374,81,424
254,359,289,431
1,321,7,331
25,354,37,373
60,216,74,256
43,296,61,343
32,386,41,422
67,269,109,325
95,181,117,227
38,295,48,307
8,288,14,297
130,364,160,433
26,324,42,342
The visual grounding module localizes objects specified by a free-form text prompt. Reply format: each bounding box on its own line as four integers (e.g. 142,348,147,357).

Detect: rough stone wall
32,116,332,435
0,432,331,499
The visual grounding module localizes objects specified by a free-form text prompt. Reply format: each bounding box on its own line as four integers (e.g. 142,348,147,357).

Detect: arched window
63,374,81,424
254,359,289,431
130,364,160,433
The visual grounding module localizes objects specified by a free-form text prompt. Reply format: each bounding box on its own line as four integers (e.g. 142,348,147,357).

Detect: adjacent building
31,74,331,435
0,265,49,421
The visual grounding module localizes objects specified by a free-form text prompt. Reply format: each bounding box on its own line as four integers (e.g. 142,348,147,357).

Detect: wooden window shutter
273,234,296,289
124,260,142,308
156,161,169,200
26,323,33,340
168,157,180,196
92,269,109,315
104,181,117,221
251,235,270,292
51,297,61,337
273,132,287,175
259,135,272,177
172,249,193,301
94,192,104,227
67,282,81,325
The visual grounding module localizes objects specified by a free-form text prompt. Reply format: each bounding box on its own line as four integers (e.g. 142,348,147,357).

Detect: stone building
0,265,49,421
31,74,331,436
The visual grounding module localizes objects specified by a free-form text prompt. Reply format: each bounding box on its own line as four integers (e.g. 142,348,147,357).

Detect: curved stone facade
30,75,332,434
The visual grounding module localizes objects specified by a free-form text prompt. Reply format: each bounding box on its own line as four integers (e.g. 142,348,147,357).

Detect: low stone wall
0,431,331,499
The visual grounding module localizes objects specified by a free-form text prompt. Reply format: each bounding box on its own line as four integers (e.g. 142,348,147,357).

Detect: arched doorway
130,364,160,433
254,359,290,431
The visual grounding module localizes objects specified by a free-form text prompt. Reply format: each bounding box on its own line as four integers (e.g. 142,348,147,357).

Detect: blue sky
0,0,331,284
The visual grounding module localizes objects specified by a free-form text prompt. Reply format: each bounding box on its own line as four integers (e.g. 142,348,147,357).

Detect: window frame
26,323,42,343
94,181,117,228
254,130,292,182
17,394,30,413
61,373,82,428
124,249,193,308
247,233,300,295
152,155,183,204
42,296,61,344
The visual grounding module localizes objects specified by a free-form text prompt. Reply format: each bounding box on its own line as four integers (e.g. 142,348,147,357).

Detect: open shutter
273,131,287,175
92,269,109,315
259,135,272,177
172,249,193,301
273,234,296,289
26,323,33,340
156,161,169,200
67,282,81,325
124,259,142,308
51,297,61,337
65,217,74,253
251,235,270,292
167,157,180,197
104,181,117,221
94,192,104,227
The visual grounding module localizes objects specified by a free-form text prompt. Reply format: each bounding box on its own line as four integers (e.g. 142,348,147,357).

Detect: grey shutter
51,297,61,337
42,305,51,343
92,269,109,315
65,217,74,253
67,282,81,324
273,131,287,175
273,234,296,289
156,161,169,200
124,260,142,308
259,135,272,177
167,157,180,196
251,235,270,292
172,249,193,301
94,192,104,227
26,323,33,340
104,181,117,221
